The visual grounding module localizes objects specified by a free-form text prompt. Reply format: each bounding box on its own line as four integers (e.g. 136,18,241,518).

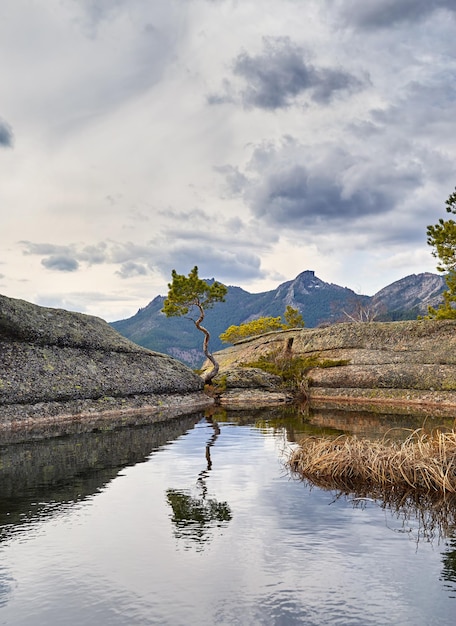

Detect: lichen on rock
0,294,211,434
202,320,456,410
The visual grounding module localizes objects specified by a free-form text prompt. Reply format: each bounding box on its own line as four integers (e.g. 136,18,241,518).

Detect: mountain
372,272,446,320
111,270,446,367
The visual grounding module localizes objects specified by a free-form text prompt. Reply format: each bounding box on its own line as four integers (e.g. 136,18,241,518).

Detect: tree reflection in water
166,418,232,550
441,536,456,598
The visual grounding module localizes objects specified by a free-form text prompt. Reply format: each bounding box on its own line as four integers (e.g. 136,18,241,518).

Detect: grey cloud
161,209,279,249
116,261,148,279
311,68,364,104
248,165,393,225
371,80,456,136
214,165,248,196
78,243,109,265
19,219,272,285
21,242,74,255
233,137,428,234
330,0,456,29
156,244,265,283
213,37,363,110
21,239,159,277
24,1,186,135
41,255,79,272
75,0,127,30
0,119,13,147
206,79,235,106
108,241,154,264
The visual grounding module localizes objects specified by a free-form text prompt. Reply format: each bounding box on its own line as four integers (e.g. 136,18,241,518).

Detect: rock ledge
0,294,212,438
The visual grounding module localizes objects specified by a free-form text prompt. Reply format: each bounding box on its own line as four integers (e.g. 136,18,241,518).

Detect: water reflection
166,417,232,550
0,567,14,608
0,412,201,541
442,537,456,597
1,405,456,625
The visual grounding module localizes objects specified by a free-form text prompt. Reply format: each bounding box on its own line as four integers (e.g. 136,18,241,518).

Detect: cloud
213,165,249,197
41,255,79,272
0,1,187,140
116,261,148,279
21,240,153,273
0,119,13,147
21,242,77,257
18,229,269,285
223,137,426,236
21,242,98,272
2,0,456,318
154,243,266,283
247,164,395,227
329,0,456,29
77,243,110,265
209,37,363,109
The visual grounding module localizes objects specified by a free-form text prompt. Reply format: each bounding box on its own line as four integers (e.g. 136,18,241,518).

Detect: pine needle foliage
162,266,227,383
426,187,456,318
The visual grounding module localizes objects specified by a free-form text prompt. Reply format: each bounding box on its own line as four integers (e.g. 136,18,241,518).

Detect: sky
1,0,455,322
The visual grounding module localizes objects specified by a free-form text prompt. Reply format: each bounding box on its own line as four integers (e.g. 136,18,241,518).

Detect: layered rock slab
0,294,211,436
205,320,456,410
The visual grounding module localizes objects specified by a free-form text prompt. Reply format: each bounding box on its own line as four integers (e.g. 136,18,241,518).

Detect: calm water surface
0,407,455,625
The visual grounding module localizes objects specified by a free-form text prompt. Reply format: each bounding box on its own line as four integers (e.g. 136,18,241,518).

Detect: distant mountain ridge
111,270,446,367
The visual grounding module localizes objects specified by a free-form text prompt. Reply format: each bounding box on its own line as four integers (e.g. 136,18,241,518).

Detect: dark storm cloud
330,0,456,29
236,139,427,232
210,37,363,110
41,255,79,272
0,119,13,147
248,165,393,224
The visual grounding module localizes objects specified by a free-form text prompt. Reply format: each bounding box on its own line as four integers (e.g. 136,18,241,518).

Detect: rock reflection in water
166,417,232,550
0,412,202,540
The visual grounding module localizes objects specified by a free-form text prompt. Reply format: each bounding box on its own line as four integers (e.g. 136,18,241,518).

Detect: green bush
241,349,349,387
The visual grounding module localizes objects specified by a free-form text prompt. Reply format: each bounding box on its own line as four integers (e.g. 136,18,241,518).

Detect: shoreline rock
203,320,456,411
0,392,212,443
0,294,213,440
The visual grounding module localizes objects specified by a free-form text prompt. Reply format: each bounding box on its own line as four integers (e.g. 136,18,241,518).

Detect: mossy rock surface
214,367,282,390
0,294,205,415
202,320,456,407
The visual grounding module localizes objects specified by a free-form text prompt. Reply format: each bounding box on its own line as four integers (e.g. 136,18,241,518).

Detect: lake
0,405,455,625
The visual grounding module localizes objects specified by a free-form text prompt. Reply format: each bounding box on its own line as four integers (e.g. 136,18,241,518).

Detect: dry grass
288,428,456,495
288,428,456,541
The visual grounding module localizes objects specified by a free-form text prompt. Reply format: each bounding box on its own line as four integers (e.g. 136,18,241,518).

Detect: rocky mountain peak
372,273,445,316
111,269,447,367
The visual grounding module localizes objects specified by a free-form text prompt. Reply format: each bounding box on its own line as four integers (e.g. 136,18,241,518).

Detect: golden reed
288,429,456,494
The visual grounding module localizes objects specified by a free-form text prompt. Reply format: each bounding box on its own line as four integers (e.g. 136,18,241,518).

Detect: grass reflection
288,429,456,547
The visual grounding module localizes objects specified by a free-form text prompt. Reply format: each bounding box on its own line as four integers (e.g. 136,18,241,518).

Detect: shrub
241,348,349,387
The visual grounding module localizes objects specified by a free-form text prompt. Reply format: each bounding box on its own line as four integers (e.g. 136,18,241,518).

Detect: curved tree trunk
194,307,219,384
